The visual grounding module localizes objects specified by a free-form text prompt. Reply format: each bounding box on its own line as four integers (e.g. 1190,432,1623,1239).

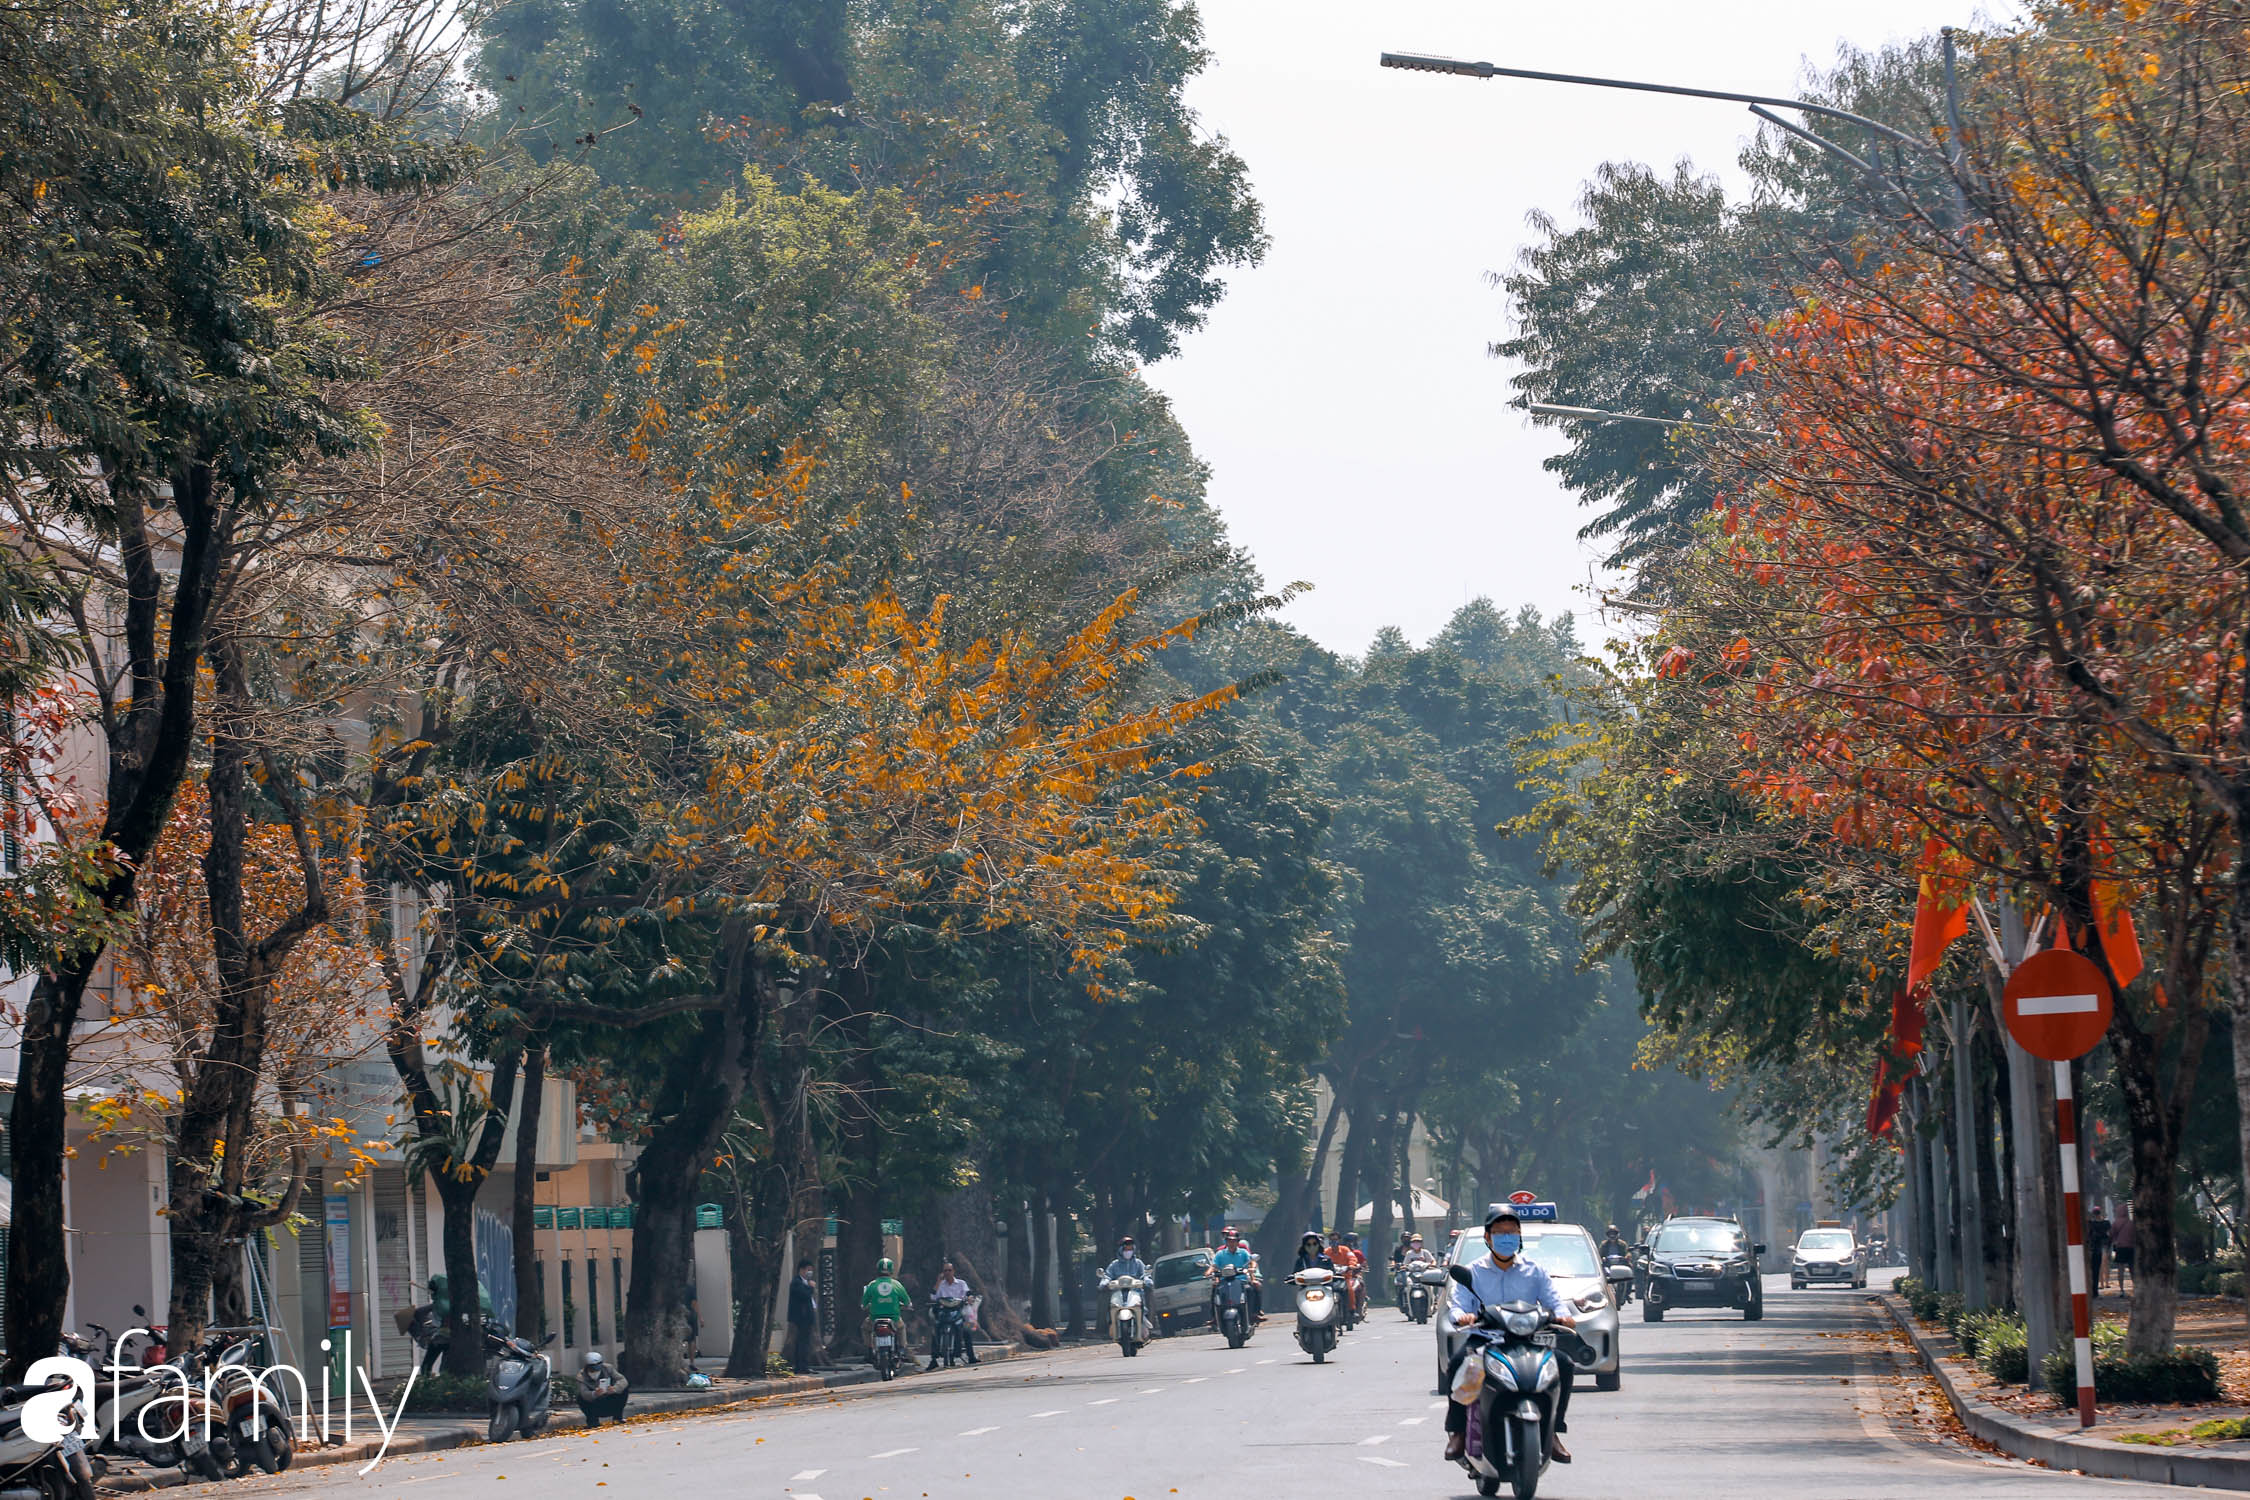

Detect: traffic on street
214,1267,2161,1500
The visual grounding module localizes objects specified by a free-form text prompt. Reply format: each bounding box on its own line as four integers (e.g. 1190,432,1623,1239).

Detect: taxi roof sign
1487,1200,1559,1222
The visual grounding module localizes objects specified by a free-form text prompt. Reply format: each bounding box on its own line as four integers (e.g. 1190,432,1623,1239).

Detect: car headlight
1573,1293,1606,1314
1502,1309,1542,1336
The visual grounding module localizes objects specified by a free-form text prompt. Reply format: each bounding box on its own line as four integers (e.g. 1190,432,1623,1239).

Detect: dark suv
1642,1216,1765,1321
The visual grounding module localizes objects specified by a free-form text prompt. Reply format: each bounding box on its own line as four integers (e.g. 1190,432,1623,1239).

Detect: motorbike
484,1329,556,1443
1446,1265,1594,1500
1406,1265,1441,1324
1211,1266,1255,1349
1289,1267,1339,1363
1339,1264,1365,1331
0,1374,98,1500
1603,1255,1636,1307
200,1329,294,1475
930,1297,971,1369
76,1345,227,1481
1104,1276,1150,1357
870,1317,902,1380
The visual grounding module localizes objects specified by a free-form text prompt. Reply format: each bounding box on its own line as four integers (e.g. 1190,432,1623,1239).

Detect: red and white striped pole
2053,1060,2096,1428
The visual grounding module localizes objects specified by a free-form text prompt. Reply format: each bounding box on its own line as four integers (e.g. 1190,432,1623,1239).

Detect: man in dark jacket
787,1260,820,1373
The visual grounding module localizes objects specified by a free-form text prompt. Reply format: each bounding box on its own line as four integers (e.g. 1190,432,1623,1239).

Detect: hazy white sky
1146,0,2001,657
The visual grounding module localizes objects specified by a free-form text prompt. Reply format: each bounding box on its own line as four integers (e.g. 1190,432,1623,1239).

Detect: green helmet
877,1257,895,1275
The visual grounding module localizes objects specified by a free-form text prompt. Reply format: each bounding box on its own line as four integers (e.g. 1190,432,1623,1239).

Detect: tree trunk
6,958,96,1379
513,1040,546,1338
1365,1109,1398,1297
937,1178,1026,1344
1332,1089,1369,1240
830,1168,883,1360
1261,1082,1345,1265
732,1158,791,1372
1056,1190,1086,1339
1975,1031,2011,1309
1030,1192,1057,1330
2233,997,2250,1337
621,984,754,1386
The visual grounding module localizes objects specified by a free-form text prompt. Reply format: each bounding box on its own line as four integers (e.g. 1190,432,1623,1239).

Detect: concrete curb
1880,1294,2250,1489
100,1342,1044,1491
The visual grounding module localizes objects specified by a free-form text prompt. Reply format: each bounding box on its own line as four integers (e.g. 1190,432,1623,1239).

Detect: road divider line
1138,1388,1163,1394
1256,1358,1276,1365
1357,1455,1407,1469
1398,1417,1425,1426
788,1470,826,1481
1225,1368,1245,1374
1088,1398,1119,1406
871,1447,918,1458
1359,1435,1390,1445
1183,1377,1208,1384
1030,1409,1066,1418
957,1427,998,1436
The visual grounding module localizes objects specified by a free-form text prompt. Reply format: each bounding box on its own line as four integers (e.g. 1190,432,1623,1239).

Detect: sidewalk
100,1341,1051,1492
1882,1292,2250,1489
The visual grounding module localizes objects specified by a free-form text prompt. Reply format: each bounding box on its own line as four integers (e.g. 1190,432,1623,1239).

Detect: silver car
1790,1225,1868,1290
1434,1222,1623,1393
1148,1248,1216,1334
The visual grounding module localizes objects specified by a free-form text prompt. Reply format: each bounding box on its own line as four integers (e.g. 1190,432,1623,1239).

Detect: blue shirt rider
1443,1206,1578,1467
1207,1226,1261,1323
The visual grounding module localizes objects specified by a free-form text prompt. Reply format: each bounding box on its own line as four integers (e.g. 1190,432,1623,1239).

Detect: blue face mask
1492,1232,1523,1258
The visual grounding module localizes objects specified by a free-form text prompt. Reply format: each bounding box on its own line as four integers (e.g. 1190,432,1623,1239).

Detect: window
1651,1223,1746,1257
614,1257,626,1330
561,1259,575,1347
587,1258,600,1345
1797,1230,1854,1253
1519,1233,1598,1277
1152,1252,1212,1288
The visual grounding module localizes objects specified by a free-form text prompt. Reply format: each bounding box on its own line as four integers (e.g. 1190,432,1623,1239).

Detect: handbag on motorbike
1450,1350,1485,1404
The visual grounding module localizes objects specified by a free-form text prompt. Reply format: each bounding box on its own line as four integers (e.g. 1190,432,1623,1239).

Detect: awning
1352,1187,1449,1224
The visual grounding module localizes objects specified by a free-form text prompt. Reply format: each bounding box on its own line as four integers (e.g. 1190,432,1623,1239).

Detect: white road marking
871,1447,918,1458
1088,1399,1119,1406
1357,1455,1408,1468
1183,1377,1208,1384
1428,1400,1447,1410
1225,1368,1246,1374
1398,1416,1426,1426
788,1470,827,1482
1030,1409,1066,1418
1139,1388,1163,1395
798,1494,824,1500
1256,1358,1276,1365
957,1427,998,1436
1359,1435,1390,1445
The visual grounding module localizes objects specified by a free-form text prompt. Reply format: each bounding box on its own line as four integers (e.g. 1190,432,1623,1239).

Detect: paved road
218,1274,2164,1499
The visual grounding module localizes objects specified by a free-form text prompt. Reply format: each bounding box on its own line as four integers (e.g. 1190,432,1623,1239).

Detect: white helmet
582,1350,604,1369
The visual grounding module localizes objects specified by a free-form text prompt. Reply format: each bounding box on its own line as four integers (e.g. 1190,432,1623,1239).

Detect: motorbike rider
1102,1237,1151,1339
1599,1224,1630,1262
1208,1226,1261,1325
1292,1230,1333,1274
1402,1232,1435,1270
1443,1205,1576,1466
1327,1230,1367,1318
927,1261,979,1368
861,1258,914,1363
575,1349,630,1427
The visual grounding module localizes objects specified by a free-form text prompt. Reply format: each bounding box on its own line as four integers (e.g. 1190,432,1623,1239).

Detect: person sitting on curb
576,1350,630,1427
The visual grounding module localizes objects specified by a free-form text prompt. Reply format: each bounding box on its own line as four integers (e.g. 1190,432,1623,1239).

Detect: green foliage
1967,1312,2029,1382
399,1374,493,1412
2040,1323,2221,1404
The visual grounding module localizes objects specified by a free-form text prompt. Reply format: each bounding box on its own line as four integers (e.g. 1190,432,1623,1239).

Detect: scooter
1289,1267,1339,1363
930,1297,971,1369
1212,1266,1254,1349
1104,1276,1150,1357
1603,1256,1636,1307
0,1373,98,1500
77,1345,227,1481
484,1329,556,1443
200,1329,294,1475
870,1317,902,1380
1447,1265,1594,1500
1407,1266,1441,1324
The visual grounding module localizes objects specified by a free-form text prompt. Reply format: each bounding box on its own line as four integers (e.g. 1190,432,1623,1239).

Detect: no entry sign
2002,949,2114,1061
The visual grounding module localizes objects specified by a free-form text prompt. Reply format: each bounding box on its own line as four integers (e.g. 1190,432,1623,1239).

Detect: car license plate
876,1335,894,1347
1531,1332,1556,1347
1683,1279,1715,1291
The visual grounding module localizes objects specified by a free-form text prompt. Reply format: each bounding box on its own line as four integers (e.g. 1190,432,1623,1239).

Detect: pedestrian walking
2085,1205,2112,1292
787,1259,821,1374
2112,1207,2136,1290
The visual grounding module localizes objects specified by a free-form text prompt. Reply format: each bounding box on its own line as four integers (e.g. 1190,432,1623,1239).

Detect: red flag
1907,876,1969,994
1867,1057,1904,1138
2094,887,2144,989
1887,986,1926,1058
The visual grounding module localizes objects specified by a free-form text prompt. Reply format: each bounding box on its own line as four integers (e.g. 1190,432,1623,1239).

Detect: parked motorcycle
1288,1267,1339,1364
1212,1265,1255,1349
199,1329,294,1475
0,1373,98,1500
869,1318,902,1380
76,1348,226,1481
483,1329,556,1443
930,1296,972,1370
1103,1275,1150,1357
1446,1264,1594,1500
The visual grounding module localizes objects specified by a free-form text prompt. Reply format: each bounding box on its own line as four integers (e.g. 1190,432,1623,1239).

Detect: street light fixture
1376,51,1931,157
1525,402,1775,440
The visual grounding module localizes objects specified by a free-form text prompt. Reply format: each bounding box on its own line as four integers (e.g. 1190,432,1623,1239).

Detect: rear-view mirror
1754,1243,1768,1256
1448,1265,1474,1288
